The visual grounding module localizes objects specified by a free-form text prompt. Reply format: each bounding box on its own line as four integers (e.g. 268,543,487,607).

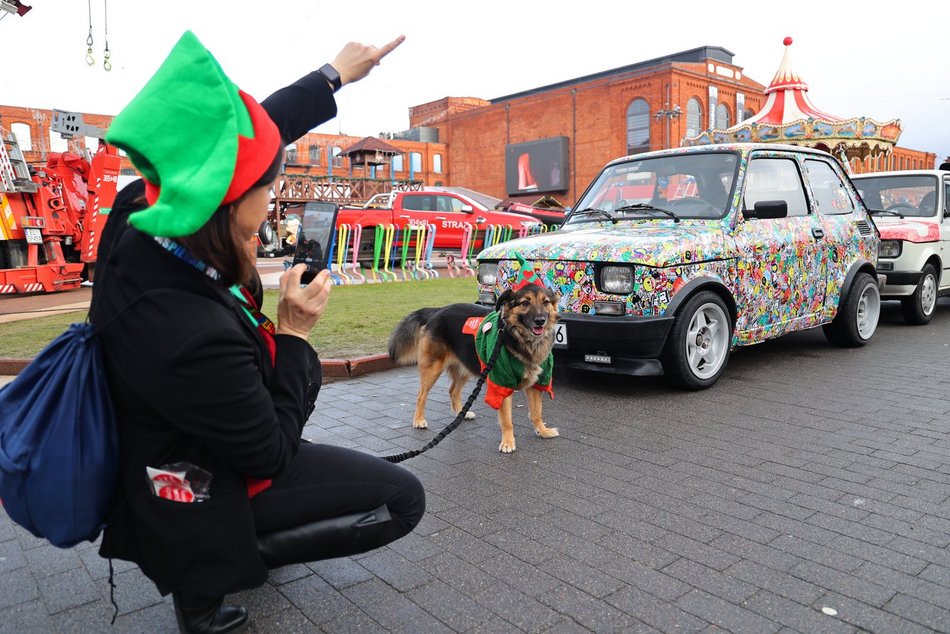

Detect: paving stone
0,599,54,634
404,578,494,631
341,578,453,633
0,566,39,609
605,586,707,633
661,558,756,604
676,588,781,634
743,589,856,633
36,567,102,614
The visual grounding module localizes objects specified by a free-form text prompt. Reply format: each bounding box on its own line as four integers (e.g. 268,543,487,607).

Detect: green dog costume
470,254,554,409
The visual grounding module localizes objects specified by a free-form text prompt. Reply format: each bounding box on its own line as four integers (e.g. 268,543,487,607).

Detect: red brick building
1,44,935,207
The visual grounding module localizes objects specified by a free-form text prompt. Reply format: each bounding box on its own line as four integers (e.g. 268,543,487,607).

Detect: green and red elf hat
105,31,281,238
511,252,547,291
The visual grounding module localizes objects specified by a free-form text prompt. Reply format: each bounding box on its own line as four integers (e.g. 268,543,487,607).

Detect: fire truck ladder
0,133,37,194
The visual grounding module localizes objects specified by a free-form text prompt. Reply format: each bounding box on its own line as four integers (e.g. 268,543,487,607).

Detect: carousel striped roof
735,37,841,128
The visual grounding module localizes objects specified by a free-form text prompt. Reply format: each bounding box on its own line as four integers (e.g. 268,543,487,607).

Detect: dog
388,284,560,453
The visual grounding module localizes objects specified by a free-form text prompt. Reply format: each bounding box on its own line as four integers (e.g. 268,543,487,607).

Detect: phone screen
291,201,338,284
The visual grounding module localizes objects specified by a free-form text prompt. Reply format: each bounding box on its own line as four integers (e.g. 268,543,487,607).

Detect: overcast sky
4,1,948,164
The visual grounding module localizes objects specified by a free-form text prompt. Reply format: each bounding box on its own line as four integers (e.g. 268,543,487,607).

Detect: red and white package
145,463,212,503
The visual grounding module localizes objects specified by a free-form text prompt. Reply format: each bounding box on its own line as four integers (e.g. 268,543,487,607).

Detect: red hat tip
783,36,793,46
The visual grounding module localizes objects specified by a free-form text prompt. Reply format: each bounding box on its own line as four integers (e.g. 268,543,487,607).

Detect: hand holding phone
291,202,339,284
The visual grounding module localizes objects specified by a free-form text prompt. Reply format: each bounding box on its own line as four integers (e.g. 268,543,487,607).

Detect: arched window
433,154,442,174
11,123,32,151
715,104,730,129
626,98,650,155
686,98,703,137
744,109,755,121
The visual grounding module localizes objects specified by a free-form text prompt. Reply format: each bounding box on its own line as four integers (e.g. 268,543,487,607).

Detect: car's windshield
566,151,739,225
853,175,938,218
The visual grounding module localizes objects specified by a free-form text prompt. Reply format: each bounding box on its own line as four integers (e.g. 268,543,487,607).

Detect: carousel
684,37,902,171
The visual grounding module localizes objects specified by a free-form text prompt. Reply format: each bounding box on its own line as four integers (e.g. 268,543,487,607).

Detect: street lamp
655,104,682,149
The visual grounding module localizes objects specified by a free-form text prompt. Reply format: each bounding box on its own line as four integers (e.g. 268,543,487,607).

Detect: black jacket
91,69,336,595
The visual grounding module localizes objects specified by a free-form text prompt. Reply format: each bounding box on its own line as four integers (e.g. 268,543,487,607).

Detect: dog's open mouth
531,325,546,336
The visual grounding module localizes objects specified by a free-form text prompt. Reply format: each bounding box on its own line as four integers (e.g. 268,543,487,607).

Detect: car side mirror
745,200,788,220
460,204,474,213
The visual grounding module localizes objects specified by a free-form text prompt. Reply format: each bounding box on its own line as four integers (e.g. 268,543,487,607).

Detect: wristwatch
317,63,342,93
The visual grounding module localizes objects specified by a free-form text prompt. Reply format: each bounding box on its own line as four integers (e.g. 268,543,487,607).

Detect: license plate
24,228,43,245
553,323,568,348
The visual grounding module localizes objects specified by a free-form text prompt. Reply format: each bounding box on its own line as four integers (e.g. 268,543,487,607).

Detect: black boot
258,504,392,569
172,592,248,634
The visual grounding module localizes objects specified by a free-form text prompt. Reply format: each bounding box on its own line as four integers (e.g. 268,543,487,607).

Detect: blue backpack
0,322,118,548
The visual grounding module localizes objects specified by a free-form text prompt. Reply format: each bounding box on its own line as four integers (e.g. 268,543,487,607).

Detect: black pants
249,443,425,562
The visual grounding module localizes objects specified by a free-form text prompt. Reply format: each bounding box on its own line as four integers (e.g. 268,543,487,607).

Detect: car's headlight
878,240,902,258
477,262,498,285
600,266,634,294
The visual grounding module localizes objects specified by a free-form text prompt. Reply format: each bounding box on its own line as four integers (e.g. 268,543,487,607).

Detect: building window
392,154,404,172
686,98,703,137
49,130,68,153
309,144,320,165
626,98,650,155
715,104,730,130
410,152,422,173
331,146,342,168
11,123,32,151
286,143,297,164
433,153,442,174
744,109,755,121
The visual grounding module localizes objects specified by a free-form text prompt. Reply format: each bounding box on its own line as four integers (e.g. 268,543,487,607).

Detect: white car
852,168,950,324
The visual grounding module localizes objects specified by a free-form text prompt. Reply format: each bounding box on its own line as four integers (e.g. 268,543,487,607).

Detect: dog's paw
498,438,517,453
412,419,429,429
464,411,476,420
536,426,559,439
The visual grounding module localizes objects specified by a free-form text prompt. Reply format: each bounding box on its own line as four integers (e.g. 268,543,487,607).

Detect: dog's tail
387,307,438,365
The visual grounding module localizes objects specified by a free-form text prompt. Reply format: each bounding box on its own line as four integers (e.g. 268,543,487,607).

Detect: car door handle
812,228,824,239
476,217,487,223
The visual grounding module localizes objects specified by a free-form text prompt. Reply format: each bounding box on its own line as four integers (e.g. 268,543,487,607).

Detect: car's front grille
855,220,873,235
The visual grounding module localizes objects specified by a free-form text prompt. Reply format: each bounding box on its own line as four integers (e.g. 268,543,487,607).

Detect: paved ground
2,297,950,632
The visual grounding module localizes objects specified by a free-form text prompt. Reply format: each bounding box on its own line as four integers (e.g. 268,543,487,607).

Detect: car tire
823,272,880,347
900,263,937,325
660,290,733,390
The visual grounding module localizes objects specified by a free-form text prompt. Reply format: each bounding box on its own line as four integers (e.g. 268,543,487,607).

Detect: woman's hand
276,265,332,340
331,35,406,87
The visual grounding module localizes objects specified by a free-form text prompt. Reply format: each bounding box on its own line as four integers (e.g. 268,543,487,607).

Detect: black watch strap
317,63,342,93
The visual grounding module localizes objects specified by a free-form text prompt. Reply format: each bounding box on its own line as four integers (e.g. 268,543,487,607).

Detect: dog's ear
495,289,513,313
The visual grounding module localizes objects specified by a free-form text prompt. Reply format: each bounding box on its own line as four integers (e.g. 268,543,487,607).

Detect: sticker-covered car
476,143,883,389
852,168,950,324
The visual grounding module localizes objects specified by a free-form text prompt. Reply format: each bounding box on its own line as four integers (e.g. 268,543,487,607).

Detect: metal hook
86,47,95,66
103,48,111,71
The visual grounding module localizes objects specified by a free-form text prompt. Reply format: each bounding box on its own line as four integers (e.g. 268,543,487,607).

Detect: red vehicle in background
336,189,541,264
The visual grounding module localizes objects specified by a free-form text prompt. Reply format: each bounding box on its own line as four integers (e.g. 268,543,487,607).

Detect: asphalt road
2,298,949,632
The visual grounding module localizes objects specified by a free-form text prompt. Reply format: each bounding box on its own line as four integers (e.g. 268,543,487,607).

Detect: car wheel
660,291,733,390
900,263,937,325
823,272,880,346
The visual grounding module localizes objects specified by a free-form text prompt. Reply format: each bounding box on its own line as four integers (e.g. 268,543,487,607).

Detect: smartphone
291,201,339,284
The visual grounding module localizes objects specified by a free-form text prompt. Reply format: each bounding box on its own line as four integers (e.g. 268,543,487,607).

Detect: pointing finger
376,35,405,62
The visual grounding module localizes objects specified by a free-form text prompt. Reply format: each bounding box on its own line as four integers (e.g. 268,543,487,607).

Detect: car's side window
944,181,950,218
804,159,855,215
439,196,465,213
743,158,808,217
402,195,436,212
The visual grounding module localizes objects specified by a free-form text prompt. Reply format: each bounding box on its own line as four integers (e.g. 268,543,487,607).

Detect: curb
1,354,397,381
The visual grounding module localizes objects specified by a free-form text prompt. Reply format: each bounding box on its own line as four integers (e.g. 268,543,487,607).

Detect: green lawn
0,277,480,359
